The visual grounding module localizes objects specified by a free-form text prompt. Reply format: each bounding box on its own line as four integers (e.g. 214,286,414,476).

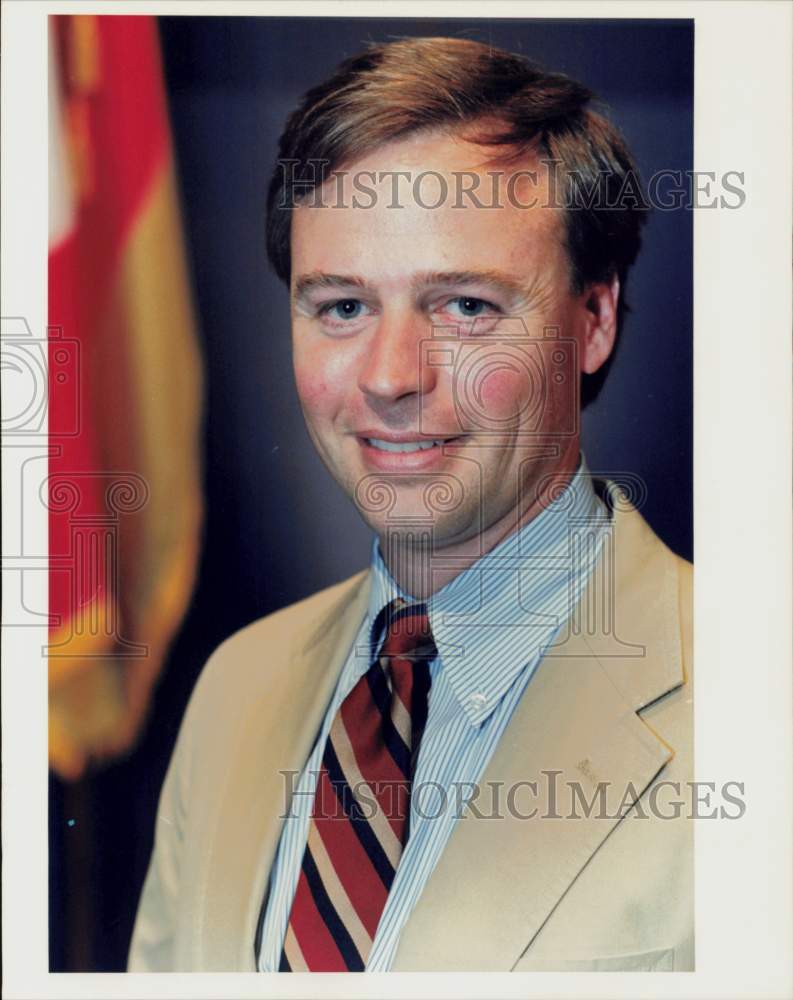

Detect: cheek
293,365,330,415
292,335,357,421
474,365,534,422
472,341,577,433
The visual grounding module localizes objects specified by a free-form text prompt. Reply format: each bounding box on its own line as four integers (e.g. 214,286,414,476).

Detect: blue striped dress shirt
257,457,609,971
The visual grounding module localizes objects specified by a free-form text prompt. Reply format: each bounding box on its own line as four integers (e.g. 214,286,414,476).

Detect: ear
580,275,620,375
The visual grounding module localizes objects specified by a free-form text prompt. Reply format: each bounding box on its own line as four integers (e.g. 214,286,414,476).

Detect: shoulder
602,482,692,663
628,506,692,682
207,569,369,667
187,569,370,722
576,489,693,720
617,507,693,763
675,550,693,684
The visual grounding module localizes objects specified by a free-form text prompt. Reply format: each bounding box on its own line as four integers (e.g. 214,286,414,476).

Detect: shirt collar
366,456,608,726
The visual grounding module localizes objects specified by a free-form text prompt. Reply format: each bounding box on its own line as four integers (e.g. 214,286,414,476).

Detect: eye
436,295,502,334
319,298,366,321
443,295,502,320
445,296,499,318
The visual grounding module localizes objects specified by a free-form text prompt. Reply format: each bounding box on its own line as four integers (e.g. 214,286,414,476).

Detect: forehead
290,130,566,284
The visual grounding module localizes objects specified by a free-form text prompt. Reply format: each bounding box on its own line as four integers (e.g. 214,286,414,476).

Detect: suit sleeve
127,688,196,971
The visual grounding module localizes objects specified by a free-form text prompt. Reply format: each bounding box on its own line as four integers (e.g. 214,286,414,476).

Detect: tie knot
378,598,436,662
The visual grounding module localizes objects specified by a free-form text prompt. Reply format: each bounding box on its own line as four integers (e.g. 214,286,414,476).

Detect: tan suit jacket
128,493,694,972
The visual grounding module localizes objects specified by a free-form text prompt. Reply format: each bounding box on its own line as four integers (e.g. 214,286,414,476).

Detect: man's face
290,131,615,550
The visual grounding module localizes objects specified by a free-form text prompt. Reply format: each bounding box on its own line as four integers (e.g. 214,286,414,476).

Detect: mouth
362,436,463,454
355,432,466,469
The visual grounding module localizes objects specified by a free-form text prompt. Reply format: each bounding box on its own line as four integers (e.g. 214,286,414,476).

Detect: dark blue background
50,16,693,970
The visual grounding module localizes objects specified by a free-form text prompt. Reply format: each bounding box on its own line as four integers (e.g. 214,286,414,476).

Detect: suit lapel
392,501,685,971
195,571,371,970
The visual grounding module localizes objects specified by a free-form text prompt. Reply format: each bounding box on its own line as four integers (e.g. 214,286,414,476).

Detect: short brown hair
266,36,647,302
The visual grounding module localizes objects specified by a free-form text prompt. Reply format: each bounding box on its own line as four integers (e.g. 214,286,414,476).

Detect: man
129,37,693,973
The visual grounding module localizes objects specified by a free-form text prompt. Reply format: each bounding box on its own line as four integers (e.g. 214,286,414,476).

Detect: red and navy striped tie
279,598,435,971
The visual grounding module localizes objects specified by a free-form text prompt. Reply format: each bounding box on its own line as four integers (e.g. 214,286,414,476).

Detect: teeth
367,438,446,453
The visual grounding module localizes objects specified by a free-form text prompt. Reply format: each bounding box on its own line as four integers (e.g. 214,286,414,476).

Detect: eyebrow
293,272,369,299
293,269,530,302
413,270,529,299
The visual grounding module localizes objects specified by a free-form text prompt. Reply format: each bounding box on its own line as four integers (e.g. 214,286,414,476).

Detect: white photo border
2,1,791,997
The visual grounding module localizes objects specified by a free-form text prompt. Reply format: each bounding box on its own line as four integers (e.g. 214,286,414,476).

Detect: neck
380,452,581,601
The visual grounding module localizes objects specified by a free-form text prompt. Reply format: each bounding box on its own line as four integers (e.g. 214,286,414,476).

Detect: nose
356,308,438,403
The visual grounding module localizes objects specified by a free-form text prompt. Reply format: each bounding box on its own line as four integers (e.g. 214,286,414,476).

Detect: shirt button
470,692,488,710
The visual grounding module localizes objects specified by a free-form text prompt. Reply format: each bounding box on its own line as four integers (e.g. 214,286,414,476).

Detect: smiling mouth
363,436,463,453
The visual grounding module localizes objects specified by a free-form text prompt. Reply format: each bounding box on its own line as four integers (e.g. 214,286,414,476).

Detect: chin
376,512,476,550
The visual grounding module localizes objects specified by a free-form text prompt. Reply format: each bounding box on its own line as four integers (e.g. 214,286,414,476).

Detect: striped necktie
279,598,435,971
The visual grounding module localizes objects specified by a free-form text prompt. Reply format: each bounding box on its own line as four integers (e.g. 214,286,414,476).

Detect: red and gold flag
48,15,203,779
